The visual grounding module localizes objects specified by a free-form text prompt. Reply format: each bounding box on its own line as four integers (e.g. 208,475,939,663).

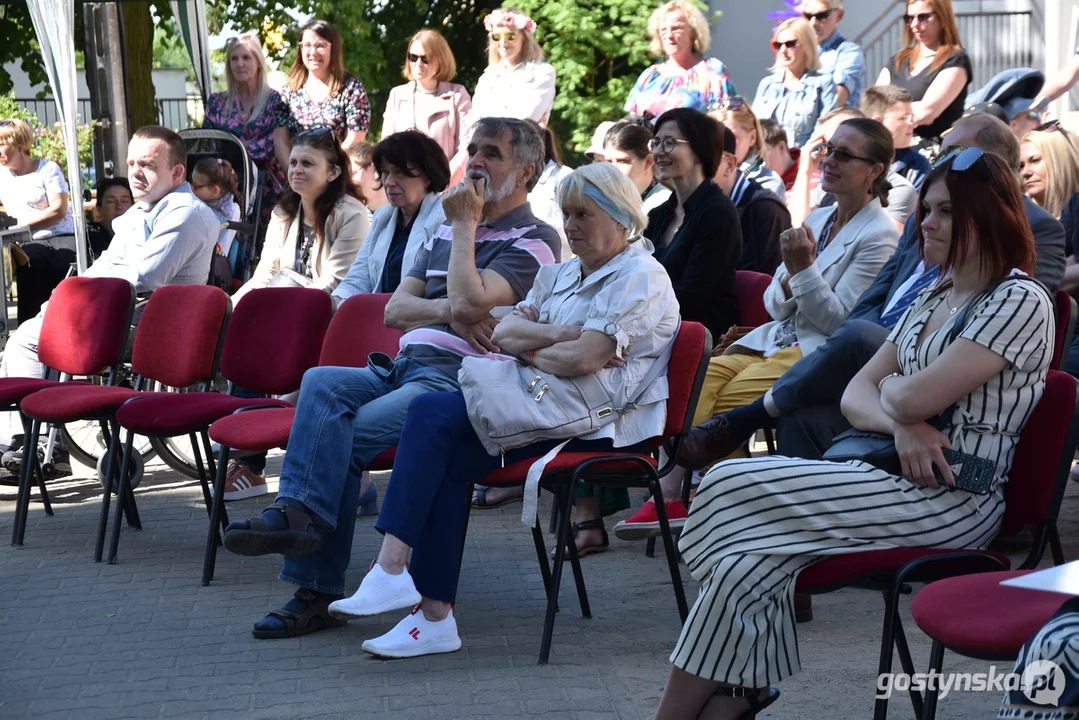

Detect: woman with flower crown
468,7,557,126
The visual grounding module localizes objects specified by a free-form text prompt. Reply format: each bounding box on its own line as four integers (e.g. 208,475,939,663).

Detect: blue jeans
375,391,645,603
276,358,459,594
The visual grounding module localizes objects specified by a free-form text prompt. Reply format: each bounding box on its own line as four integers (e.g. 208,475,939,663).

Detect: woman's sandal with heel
716,686,780,719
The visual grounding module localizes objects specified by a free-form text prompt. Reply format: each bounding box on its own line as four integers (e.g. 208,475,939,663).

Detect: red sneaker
612,499,688,541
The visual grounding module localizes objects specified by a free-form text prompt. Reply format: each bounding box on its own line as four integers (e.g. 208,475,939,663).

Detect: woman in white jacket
331,130,449,304
469,8,556,126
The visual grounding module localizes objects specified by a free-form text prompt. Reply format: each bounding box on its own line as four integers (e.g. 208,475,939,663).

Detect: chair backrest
130,285,231,388
218,288,333,395
318,294,403,368
999,370,1079,565
1054,290,1076,371
38,276,136,377
735,270,772,327
661,321,712,440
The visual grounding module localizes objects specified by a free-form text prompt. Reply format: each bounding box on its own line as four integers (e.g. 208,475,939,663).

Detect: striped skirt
671,455,1005,687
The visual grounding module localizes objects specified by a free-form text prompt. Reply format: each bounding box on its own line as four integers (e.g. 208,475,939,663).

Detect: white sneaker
327,563,421,619
361,606,462,658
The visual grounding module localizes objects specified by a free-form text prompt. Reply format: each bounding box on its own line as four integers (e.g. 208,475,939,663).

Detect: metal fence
15,95,204,130
858,10,1039,93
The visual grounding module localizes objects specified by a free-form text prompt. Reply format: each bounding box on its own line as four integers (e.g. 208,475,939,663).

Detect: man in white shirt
0,125,219,464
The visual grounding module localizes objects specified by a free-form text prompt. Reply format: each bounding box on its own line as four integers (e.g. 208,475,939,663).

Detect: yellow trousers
690,346,804,427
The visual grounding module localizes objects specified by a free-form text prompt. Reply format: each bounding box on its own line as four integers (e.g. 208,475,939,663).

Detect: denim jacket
752,71,839,148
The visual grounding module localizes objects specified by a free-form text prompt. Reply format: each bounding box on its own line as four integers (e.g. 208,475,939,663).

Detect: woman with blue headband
313,162,681,658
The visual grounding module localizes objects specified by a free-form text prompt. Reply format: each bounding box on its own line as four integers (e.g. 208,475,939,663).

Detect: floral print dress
276,75,371,141
203,90,287,240
624,58,737,118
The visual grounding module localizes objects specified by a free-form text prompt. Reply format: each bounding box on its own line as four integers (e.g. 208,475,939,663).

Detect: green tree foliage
510,0,656,164
0,3,48,96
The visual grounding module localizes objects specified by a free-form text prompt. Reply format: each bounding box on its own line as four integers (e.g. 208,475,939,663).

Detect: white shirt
0,159,75,239
527,160,574,261
470,60,557,125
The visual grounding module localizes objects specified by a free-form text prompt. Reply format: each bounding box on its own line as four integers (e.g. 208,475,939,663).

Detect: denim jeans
276,357,459,594
375,391,645,603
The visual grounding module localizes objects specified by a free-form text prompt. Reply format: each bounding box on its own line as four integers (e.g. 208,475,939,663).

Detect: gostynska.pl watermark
877,660,1065,705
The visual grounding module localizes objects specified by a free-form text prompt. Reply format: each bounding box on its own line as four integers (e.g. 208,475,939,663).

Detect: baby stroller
177,129,261,291
966,68,1047,123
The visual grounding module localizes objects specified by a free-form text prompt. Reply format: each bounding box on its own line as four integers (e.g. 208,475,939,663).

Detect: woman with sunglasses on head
382,30,472,186
657,146,1053,720
875,0,970,145
276,20,370,155
469,8,556,126
1020,125,1079,221
714,98,787,201
623,0,737,119
204,34,289,244
752,18,839,149
617,118,898,539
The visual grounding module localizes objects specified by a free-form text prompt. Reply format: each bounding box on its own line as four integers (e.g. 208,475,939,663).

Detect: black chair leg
1049,523,1065,566
532,518,554,601
202,445,231,586
539,486,574,665
10,418,41,546
894,615,924,718
645,537,656,558
920,640,945,720
35,449,52,516
93,420,120,562
873,589,904,720
107,428,138,563
562,502,591,620
652,478,688,621
763,426,777,455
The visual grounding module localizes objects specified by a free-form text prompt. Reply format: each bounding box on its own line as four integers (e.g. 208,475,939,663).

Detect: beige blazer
235,194,369,301
733,198,899,357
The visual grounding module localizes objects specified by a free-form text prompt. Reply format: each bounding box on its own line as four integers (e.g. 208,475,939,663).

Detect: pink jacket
382,81,472,184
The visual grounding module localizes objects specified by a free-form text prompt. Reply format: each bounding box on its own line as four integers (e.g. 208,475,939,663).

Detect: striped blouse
887,274,1055,486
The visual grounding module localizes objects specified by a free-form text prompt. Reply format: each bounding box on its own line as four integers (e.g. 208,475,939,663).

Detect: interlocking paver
2,453,1078,719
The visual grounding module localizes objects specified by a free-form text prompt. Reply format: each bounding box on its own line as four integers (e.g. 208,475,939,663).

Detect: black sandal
252,588,346,639
223,503,324,557
550,519,610,559
714,686,780,720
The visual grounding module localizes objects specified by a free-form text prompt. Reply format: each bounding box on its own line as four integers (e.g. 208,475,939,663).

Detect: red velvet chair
18,285,231,560
735,270,773,328
1054,290,1076,371
203,293,402,584
477,322,712,664
106,288,333,573
793,370,1079,720
9,276,135,547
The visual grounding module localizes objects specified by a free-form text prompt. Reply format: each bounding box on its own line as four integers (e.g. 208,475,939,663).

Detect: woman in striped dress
656,148,1056,718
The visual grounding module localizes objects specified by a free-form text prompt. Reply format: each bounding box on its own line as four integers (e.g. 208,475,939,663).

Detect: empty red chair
19,285,231,560
735,270,772,327
204,293,403,584
107,288,333,572
793,370,1079,720
477,322,712,663
9,276,135,547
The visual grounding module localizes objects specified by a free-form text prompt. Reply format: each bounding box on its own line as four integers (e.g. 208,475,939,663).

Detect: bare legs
374,533,451,621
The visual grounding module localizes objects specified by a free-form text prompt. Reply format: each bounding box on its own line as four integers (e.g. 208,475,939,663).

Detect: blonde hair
286,20,347,96
648,1,712,56
1021,130,1079,218
769,18,821,75
557,162,648,240
0,119,34,155
403,29,457,83
487,7,545,66
712,104,764,161
224,34,273,123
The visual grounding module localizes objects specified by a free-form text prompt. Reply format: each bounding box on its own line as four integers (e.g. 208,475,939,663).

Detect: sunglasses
407,53,429,64
933,146,990,175
490,32,516,42
818,142,876,164
295,127,335,143
1015,110,1044,122
802,10,834,22
648,136,691,154
904,12,934,24
721,96,747,112
0,120,14,128
1034,119,1077,149
771,39,798,51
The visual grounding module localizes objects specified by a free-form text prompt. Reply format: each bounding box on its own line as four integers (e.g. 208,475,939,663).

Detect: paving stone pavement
1,452,1077,720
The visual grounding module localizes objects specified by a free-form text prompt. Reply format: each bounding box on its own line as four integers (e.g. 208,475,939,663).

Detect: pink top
382,81,472,184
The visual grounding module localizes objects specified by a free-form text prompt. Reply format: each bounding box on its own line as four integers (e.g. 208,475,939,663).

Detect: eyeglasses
407,53,429,64
802,10,834,22
490,32,516,42
818,142,876,164
904,12,934,24
301,41,330,52
648,136,691,154
771,39,798,51
721,96,747,112
885,113,916,124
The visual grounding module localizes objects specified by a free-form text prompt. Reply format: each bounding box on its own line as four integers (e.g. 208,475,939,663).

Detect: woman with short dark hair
645,108,742,339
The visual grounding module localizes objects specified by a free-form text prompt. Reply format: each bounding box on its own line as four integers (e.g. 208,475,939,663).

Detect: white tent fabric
170,0,213,102
25,0,89,273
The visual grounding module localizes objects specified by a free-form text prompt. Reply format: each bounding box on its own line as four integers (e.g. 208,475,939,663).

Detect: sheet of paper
1001,561,1079,596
